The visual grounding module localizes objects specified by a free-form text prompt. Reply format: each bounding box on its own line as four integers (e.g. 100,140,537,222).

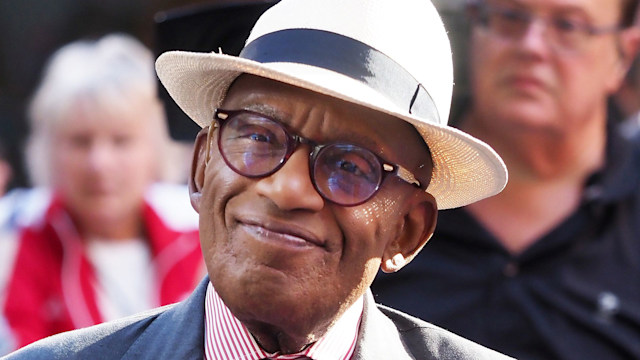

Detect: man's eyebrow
339,131,383,154
240,103,287,120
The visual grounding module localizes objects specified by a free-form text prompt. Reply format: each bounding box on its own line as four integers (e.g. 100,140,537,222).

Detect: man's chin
216,271,335,332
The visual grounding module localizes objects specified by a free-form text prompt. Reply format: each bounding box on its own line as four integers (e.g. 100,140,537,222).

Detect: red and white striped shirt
204,282,363,360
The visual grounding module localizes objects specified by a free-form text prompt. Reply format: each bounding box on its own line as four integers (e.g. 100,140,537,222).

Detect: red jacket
3,185,203,348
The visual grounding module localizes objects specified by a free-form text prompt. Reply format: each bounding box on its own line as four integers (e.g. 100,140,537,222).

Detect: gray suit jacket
2,278,513,359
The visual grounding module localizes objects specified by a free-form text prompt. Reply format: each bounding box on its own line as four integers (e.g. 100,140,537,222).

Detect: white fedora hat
156,0,507,209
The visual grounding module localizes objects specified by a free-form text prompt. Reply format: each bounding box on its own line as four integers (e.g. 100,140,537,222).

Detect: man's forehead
224,75,378,122
223,74,413,134
225,74,323,102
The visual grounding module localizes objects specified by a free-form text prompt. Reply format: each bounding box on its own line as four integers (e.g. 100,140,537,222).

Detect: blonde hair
26,33,172,186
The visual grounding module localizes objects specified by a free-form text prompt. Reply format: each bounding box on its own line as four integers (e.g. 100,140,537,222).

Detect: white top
87,238,155,321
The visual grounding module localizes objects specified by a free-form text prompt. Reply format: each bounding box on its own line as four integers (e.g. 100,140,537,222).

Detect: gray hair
26,33,171,186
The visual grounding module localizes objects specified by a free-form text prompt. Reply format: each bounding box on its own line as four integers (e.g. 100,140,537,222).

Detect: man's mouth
504,73,547,92
240,219,326,249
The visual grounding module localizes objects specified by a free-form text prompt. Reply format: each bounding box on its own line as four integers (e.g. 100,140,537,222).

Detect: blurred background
0,0,466,190
0,0,208,189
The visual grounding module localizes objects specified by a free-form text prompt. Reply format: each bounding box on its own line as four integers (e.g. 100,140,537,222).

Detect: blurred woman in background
2,33,203,349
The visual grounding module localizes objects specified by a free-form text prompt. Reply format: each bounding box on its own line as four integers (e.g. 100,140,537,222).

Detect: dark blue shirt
372,126,640,360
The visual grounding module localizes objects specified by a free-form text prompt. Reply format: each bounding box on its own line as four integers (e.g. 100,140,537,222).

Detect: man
3,0,512,359
373,0,640,359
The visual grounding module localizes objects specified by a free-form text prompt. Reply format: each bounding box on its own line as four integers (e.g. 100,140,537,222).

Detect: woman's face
51,94,161,234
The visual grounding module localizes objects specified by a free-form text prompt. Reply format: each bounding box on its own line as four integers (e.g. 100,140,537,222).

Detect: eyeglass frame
466,0,623,53
204,108,424,206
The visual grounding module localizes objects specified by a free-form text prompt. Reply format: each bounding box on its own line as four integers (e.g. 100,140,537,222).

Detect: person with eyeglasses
372,0,640,359
1,0,515,359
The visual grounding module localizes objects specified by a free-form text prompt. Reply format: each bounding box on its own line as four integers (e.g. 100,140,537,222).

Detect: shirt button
503,261,519,277
583,185,603,202
597,291,620,322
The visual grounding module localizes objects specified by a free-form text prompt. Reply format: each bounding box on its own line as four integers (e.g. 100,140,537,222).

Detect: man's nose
517,18,553,56
254,145,325,211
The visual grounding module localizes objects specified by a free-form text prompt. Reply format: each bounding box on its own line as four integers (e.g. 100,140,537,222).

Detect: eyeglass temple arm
205,121,220,164
384,164,422,189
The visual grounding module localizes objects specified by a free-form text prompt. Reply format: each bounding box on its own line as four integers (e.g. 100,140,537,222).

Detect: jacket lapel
351,290,414,360
122,277,208,359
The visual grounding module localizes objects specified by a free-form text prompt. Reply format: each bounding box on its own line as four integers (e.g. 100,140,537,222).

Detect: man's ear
380,192,438,273
609,27,640,91
189,127,210,213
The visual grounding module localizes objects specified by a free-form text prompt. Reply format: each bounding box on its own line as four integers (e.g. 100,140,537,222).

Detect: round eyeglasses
205,109,423,206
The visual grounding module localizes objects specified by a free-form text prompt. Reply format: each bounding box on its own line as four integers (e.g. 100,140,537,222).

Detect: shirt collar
204,281,363,360
582,125,640,205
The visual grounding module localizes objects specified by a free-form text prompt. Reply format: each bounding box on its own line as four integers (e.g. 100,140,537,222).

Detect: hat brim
156,51,507,209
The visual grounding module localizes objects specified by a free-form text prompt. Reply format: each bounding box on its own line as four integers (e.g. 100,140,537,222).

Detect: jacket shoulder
3,277,208,360
376,304,515,360
2,305,173,360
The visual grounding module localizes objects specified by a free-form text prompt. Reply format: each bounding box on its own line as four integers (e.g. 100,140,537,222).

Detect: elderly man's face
469,0,638,134
190,75,436,352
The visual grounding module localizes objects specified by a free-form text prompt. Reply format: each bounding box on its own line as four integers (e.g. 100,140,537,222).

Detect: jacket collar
583,126,640,205
120,278,413,360
122,277,207,359
350,290,414,360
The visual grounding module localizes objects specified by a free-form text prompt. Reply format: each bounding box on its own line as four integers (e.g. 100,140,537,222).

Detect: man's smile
238,218,327,250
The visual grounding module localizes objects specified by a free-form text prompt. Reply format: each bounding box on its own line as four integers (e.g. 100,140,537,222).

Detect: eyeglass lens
217,110,385,206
